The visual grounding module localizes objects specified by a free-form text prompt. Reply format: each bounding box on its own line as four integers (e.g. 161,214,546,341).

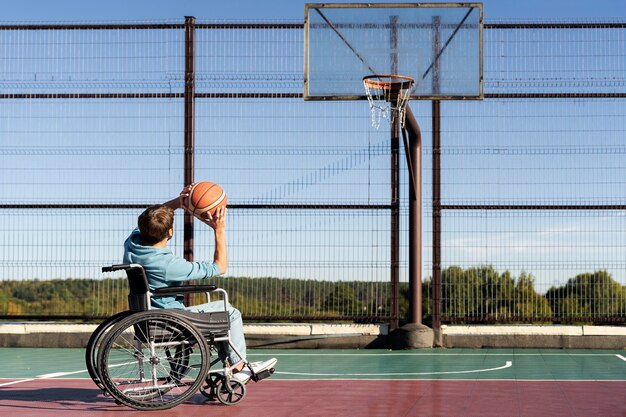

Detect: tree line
417,266,626,324
1,266,625,323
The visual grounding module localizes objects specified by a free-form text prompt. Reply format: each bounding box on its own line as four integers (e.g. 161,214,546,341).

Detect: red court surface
1,378,625,417
1,349,625,416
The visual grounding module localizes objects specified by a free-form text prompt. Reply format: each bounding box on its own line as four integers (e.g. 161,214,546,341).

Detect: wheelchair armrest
102,263,142,273
153,284,218,295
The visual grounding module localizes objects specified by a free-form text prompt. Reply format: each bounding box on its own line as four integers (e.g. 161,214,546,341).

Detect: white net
363,75,414,129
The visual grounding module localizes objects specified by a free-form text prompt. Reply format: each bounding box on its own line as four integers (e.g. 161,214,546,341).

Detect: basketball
187,181,227,218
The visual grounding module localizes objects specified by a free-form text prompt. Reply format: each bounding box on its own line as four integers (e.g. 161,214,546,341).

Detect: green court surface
1,348,625,382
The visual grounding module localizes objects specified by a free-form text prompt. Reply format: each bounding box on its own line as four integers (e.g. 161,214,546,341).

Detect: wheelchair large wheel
97,311,210,410
85,310,132,392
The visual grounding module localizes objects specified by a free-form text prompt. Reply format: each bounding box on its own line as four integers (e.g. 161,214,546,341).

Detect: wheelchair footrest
252,367,275,382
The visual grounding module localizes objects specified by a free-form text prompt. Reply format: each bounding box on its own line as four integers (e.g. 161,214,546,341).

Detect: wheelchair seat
112,263,231,337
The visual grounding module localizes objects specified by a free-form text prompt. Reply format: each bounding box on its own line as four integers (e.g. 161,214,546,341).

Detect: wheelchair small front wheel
217,378,246,406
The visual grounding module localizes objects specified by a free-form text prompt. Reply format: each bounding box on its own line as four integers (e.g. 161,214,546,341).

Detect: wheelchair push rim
97,310,211,411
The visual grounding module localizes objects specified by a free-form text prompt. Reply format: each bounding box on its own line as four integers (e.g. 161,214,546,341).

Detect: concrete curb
0,322,390,349
441,325,626,349
442,324,626,336
0,322,624,349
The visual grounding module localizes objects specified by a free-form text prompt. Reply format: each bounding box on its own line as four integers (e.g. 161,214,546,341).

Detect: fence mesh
1,20,625,323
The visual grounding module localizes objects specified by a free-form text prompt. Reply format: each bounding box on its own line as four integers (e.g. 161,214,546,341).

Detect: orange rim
363,74,414,91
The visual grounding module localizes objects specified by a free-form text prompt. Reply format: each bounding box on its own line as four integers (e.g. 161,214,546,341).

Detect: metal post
389,15,400,330
432,101,442,331
404,106,422,325
184,16,196,264
431,15,442,332
390,121,400,330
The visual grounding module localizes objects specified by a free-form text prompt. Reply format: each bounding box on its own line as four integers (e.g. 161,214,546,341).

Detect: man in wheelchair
122,187,277,384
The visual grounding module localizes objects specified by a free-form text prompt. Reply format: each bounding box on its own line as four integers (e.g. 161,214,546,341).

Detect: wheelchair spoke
98,311,209,410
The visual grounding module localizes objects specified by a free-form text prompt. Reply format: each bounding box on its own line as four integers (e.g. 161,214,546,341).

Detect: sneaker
232,358,277,384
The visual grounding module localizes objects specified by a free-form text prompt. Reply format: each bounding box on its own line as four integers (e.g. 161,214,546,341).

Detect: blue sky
1,0,625,22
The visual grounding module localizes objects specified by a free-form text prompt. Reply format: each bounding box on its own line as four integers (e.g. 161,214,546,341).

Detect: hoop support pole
404,105,423,326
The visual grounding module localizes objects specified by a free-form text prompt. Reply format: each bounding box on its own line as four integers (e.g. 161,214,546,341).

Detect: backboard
304,3,483,100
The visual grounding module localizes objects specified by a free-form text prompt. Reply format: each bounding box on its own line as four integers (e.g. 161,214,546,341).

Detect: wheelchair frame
86,263,274,411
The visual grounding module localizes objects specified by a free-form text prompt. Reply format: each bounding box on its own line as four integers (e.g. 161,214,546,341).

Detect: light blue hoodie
123,228,221,309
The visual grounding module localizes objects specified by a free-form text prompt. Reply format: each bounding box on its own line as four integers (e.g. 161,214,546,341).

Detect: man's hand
199,206,227,230
163,183,195,211
179,183,194,211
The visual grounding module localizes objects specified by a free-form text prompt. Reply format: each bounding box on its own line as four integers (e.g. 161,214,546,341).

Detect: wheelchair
86,263,275,411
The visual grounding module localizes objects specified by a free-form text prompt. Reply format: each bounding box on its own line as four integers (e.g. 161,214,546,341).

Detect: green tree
547,271,626,319
323,283,362,315
441,266,482,319
513,271,552,319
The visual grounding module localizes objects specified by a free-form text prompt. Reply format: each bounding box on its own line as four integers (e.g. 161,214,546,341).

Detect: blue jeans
186,301,246,364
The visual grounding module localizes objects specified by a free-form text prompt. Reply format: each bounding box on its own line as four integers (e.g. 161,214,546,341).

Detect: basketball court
2,3,624,417
1,348,625,416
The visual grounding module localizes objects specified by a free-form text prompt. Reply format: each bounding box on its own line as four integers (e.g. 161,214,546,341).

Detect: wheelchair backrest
125,266,150,311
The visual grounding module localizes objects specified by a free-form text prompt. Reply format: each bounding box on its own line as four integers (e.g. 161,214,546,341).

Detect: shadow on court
0,383,119,414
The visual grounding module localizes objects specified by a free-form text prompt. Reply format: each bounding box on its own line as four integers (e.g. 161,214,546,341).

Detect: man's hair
138,205,174,245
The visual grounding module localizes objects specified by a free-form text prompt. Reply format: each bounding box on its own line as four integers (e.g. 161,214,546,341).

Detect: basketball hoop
363,74,415,129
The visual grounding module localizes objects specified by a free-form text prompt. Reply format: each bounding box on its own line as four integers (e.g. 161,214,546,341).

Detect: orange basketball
188,181,227,218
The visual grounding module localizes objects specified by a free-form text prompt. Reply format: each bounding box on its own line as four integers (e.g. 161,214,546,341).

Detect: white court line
2,354,621,387
0,359,175,387
37,369,91,379
0,378,36,387
275,360,512,377
0,368,90,387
